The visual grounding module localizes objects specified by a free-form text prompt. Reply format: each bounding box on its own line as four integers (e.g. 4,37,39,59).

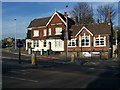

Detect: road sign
17,41,23,48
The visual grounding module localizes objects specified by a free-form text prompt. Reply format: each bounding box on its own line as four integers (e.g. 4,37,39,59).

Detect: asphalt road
2,50,120,88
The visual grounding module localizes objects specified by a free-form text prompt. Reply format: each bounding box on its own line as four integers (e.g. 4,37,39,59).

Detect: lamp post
115,30,118,58
14,19,17,50
65,5,68,62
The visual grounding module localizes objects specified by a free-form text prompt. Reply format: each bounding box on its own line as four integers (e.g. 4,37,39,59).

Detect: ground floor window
94,35,106,47
33,40,39,47
43,40,47,47
55,40,62,47
79,34,90,47
27,42,31,48
68,39,76,47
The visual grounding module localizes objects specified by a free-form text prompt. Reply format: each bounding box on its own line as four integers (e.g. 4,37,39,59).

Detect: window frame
79,34,90,47
68,39,76,47
55,27,62,35
55,40,62,47
48,28,51,35
33,30,39,37
43,29,47,36
94,35,106,47
43,40,47,47
33,40,39,47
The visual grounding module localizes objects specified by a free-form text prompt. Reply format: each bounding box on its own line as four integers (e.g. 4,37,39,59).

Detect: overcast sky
1,1,120,39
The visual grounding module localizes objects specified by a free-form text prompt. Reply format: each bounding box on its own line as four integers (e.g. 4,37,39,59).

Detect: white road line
9,70,32,75
3,76,39,83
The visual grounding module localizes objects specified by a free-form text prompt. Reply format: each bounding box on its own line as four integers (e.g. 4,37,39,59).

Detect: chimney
64,12,67,17
108,8,111,25
75,16,78,25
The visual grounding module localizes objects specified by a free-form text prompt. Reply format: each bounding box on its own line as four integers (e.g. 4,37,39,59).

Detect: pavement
2,49,120,69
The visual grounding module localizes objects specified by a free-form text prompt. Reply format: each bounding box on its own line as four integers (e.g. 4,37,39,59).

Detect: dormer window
55,27,62,35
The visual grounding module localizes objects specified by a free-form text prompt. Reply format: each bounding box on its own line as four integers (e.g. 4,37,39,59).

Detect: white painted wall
26,39,64,52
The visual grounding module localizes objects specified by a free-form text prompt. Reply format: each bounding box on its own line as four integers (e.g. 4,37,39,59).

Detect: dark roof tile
71,23,111,36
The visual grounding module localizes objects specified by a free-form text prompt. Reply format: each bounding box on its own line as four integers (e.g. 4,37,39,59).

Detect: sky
1,1,120,39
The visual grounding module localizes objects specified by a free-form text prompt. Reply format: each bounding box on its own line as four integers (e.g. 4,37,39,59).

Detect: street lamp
14,18,17,50
65,5,68,62
115,30,118,58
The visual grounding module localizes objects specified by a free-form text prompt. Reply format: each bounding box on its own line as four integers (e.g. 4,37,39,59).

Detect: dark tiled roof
28,17,51,28
71,23,111,36
28,11,75,28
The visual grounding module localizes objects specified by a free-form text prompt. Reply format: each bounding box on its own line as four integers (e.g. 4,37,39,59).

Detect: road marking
9,70,32,75
3,76,39,83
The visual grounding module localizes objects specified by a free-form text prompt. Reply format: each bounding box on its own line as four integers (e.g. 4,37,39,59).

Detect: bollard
28,48,32,54
31,53,36,64
71,54,75,63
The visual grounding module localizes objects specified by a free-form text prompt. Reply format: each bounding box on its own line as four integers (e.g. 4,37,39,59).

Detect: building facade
26,10,113,58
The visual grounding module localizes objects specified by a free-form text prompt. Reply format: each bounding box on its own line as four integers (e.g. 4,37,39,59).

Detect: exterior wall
68,28,110,52
25,39,32,50
29,39,64,51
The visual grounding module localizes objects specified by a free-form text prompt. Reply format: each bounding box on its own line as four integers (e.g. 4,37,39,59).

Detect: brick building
26,10,113,58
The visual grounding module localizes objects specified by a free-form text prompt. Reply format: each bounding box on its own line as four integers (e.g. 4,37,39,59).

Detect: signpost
17,39,23,64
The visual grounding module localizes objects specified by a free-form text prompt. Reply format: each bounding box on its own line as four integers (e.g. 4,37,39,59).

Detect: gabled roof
46,11,66,26
28,11,75,28
71,23,111,36
28,17,51,28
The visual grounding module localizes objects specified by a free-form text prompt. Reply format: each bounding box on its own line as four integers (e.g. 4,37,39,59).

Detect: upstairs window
43,29,46,36
33,30,39,37
48,28,51,35
55,27,62,35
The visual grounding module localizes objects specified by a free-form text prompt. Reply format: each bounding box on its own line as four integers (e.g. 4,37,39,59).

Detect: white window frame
94,35,106,47
33,40,39,47
43,40,47,47
43,29,46,36
55,40,62,47
48,28,51,35
79,33,90,47
55,27,62,35
33,30,39,37
68,39,76,47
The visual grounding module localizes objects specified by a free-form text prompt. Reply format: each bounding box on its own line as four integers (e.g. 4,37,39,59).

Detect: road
2,50,120,88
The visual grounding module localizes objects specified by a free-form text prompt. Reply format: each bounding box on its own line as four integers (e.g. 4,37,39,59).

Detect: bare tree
70,2,94,25
97,4,116,24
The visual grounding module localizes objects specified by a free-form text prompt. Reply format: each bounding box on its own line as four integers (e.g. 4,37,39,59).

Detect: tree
97,4,116,24
70,2,94,25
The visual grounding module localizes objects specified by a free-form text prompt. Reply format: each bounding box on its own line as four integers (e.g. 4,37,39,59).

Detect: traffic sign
17,40,23,48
